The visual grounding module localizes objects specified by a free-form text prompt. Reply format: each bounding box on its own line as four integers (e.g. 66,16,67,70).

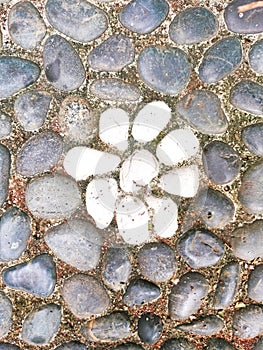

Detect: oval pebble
233,304,263,339
55,341,87,350
177,228,224,268
176,90,228,135
20,303,61,345
253,337,263,350
62,274,110,318
123,278,161,307
0,144,11,207
0,57,40,100
45,218,102,271
138,313,162,344
176,315,224,336
0,292,13,338
112,344,143,350
25,173,82,220
242,123,263,156
248,264,263,302
0,113,12,138
249,39,263,74
160,338,195,350
8,1,46,50
169,7,218,45
46,0,108,43
43,35,85,91
16,132,63,177
138,46,191,95
206,338,236,350
119,0,169,34
168,271,209,320
0,344,20,350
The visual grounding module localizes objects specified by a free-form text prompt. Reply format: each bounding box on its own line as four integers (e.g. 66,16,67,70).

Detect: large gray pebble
0,144,11,207
233,304,263,339
20,303,61,345
249,39,263,74
206,338,236,350
253,337,263,350
55,342,87,350
123,278,161,307
46,0,108,43
0,343,20,350
62,274,110,318
8,1,46,49
176,90,228,135
137,46,191,95
45,218,102,271
160,338,195,350
138,312,162,344
0,57,40,100
248,264,263,302
176,315,224,336
43,35,85,91
25,173,82,220
0,292,12,338
242,123,263,156
0,113,12,138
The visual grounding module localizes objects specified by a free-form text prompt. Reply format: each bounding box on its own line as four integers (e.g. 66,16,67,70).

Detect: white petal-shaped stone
64,146,121,181
146,196,178,238
99,108,129,151
86,178,118,229
159,165,199,198
156,128,199,166
132,101,171,143
120,149,159,193
116,196,150,245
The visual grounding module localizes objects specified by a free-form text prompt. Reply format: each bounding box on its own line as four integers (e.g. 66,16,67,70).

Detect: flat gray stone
0,144,11,207
0,113,12,138
233,305,263,339
242,123,263,156
0,343,20,350
176,315,224,336
249,39,263,74
55,342,87,350
112,344,143,350
160,338,195,350
123,278,161,307
248,264,263,302
137,46,191,95
0,292,12,338
138,312,162,344
253,337,263,350
206,338,236,350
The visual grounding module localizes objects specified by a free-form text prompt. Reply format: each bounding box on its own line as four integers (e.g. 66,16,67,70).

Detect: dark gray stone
0,144,11,207
176,90,228,134
206,338,236,350
0,113,12,138
233,304,263,339
199,37,242,83
43,35,85,91
249,39,263,74
160,338,195,350
248,264,263,302
138,313,162,344
253,337,263,350
242,123,263,156
0,344,20,350
55,341,87,350
169,7,218,45
137,46,191,95
123,278,161,307
0,292,12,338
119,0,169,34
112,343,143,350
176,315,224,336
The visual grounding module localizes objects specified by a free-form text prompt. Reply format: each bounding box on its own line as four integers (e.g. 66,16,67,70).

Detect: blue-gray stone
199,37,242,83
249,39,263,74
253,337,263,350
160,338,195,350
138,313,162,344
242,123,263,156
0,292,12,338
0,344,20,350
206,338,236,350
233,305,263,339
55,342,87,350
169,7,218,45
137,46,191,95
0,57,40,100
248,264,263,302
119,0,169,34
123,278,161,307
0,144,10,207
176,315,224,336
0,113,12,138
112,343,143,350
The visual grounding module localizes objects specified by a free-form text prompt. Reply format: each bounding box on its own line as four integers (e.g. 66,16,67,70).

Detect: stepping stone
0,144,11,207
242,123,263,156
138,313,162,344
160,338,195,350
0,292,13,338
0,113,12,138
123,278,161,307
233,305,263,339
249,39,263,74
206,338,236,350
248,264,263,302
55,342,87,350
176,315,224,336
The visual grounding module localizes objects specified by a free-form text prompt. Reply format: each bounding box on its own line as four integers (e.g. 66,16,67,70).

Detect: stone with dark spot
249,39,263,74
123,278,161,307
0,292,13,338
138,313,163,344
242,123,263,156
0,144,11,207
206,338,236,350
176,315,224,336
233,304,263,339
248,264,263,302
160,338,195,350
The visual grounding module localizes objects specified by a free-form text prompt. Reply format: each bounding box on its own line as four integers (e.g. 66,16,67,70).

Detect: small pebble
249,39,263,74
0,292,12,338
160,338,195,350
233,304,263,339
55,341,87,350
123,278,161,307
112,344,143,350
0,144,11,207
206,338,236,350
0,344,20,350
253,337,263,350
242,123,263,156
0,113,12,138
176,315,224,336
248,264,263,302
138,313,163,344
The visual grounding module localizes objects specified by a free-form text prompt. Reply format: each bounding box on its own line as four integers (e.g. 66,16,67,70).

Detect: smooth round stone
202,140,241,185
169,7,218,45
206,338,236,350
90,78,141,101
0,207,31,262
62,274,110,318
224,0,263,34
45,218,102,271
16,132,63,177
0,144,11,207
0,113,12,138
242,123,263,155
8,1,46,49
176,315,224,336
119,0,169,34
0,57,40,100
199,37,242,83
138,46,191,95
45,0,108,43
253,337,263,350
176,90,228,135
123,278,161,307
138,242,177,282
0,292,12,338
248,264,263,302
249,39,263,74
168,271,209,320
138,313,162,344
88,34,134,72
177,228,224,268
160,338,195,350
55,341,87,350
14,90,52,131
3,254,56,297
0,344,20,350
20,304,61,345
230,80,263,115
25,174,82,220
233,305,263,339
102,246,132,292
43,35,85,91
112,344,143,350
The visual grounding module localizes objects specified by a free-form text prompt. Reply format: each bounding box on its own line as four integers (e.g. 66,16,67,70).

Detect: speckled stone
253,337,263,350
242,123,263,156
248,264,263,302
176,315,224,336
160,338,195,350
55,341,87,350
249,39,263,74
123,279,161,307
138,313,163,344
119,0,169,34
206,338,236,350
169,7,218,45
112,344,143,350
0,292,12,338
0,113,12,138
233,304,263,339
0,144,11,207
0,344,20,350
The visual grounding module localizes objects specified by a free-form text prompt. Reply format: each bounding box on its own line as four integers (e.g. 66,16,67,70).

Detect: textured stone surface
242,123,263,156
160,338,195,350
0,144,11,207
248,264,263,302
206,338,236,350
249,39,263,74
176,315,224,336
123,279,161,307
253,338,263,350
112,344,143,350
0,113,12,138
138,313,163,344
0,344,20,350
55,342,87,350
0,292,12,338
233,305,263,339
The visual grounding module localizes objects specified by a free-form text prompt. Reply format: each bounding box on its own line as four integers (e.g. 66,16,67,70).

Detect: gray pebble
3,254,56,297
168,271,209,320
177,228,224,268
0,292,12,338
25,173,82,220
16,131,63,177
138,242,177,283
253,337,263,350
0,113,12,138
119,0,169,34
137,46,191,95
233,304,263,339
242,123,263,156
55,341,87,350
112,343,143,350
123,278,161,307
20,303,61,345
45,0,108,43
202,140,241,185
43,35,85,91
248,264,263,302
176,90,228,135
230,80,263,115
88,34,134,72
249,39,263,74
169,7,218,45
206,338,236,350
14,90,52,131
0,207,31,262
62,274,110,318
138,312,162,344
0,144,11,207
199,37,242,83
0,344,20,350
0,57,40,100
8,1,46,50
160,338,195,350
45,218,102,271
176,315,224,336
